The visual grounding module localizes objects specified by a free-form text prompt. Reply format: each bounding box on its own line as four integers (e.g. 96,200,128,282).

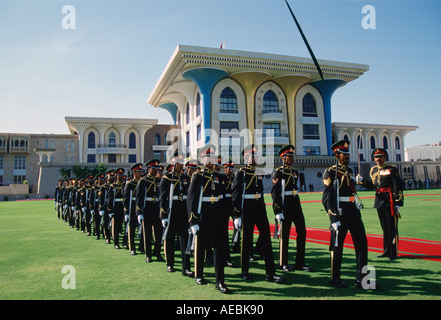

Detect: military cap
372,148,388,157
166,163,173,172
278,144,295,157
145,159,160,169
106,169,115,176
86,174,94,180
198,144,217,159
157,165,164,172
242,144,258,157
130,163,144,172
331,140,350,154
114,168,125,175
185,159,198,168
223,161,235,169
95,173,105,180
170,153,185,165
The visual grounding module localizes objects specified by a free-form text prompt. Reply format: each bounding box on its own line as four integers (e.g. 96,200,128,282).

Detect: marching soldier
271,145,313,272
322,140,370,289
232,145,285,284
98,170,114,244
135,159,164,262
90,174,105,239
68,179,78,228
222,161,236,264
54,179,64,219
187,146,230,293
107,168,126,249
357,148,404,260
159,154,193,276
124,163,144,255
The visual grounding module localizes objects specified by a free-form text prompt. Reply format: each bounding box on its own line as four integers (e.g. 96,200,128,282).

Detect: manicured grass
1,189,440,301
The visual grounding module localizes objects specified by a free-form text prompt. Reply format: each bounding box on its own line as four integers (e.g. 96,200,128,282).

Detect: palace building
1,45,423,198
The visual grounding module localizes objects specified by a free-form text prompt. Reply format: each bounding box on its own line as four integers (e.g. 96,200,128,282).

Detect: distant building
0,132,78,195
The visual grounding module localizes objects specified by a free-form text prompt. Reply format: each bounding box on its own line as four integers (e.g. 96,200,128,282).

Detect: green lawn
1,189,440,301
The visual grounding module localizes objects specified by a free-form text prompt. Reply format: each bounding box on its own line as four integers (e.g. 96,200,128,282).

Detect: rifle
162,169,175,241
332,159,341,248
186,166,206,254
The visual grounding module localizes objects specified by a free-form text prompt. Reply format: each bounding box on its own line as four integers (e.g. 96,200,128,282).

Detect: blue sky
1,0,440,147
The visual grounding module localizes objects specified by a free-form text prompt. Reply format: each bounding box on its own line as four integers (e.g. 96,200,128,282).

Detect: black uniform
232,165,281,281
322,163,368,287
136,174,163,261
361,155,404,260
98,181,112,243
107,181,125,248
159,170,192,273
187,167,228,286
124,177,140,254
271,165,308,270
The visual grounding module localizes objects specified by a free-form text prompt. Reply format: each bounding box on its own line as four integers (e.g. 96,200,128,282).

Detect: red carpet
228,223,441,262
229,193,441,261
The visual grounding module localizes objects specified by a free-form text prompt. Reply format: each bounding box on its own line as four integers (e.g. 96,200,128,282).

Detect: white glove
138,215,144,223
355,174,363,184
71,206,76,211
191,224,199,235
125,214,129,222
162,218,169,228
331,221,341,232
276,213,284,223
109,213,114,218
99,210,105,217
395,206,400,213
234,217,242,230
91,210,95,215
82,207,87,213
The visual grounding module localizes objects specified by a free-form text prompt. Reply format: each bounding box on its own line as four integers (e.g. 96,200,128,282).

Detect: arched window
370,136,376,150
395,137,401,150
357,135,363,149
343,134,349,142
302,93,317,117
154,133,161,145
129,132,136,149
88,132,95,149
263,90,279,114
383,136,388,150
186,103,190,125
220,87,238,113
196,93,201,117
109,132,116,147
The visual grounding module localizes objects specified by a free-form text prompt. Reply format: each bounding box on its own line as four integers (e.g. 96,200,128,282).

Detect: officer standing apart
271,145,313,272
136,159,164,263
357,148,404,260
187,145,230,293
159,154,193,276
232,144,285,284
322,140,371,289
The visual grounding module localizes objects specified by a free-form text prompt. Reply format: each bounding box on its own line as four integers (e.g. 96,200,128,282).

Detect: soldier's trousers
377,206,398,258
330,210,368,282
279,210,306,267
164,220,190,271
241,201,276,275
142,212,162,258
194,212,228,284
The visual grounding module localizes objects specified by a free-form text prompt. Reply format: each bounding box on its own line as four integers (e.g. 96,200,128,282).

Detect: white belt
145,197,157,202
202,195,223,202
114,199,124,202
224,194,231,198
284,190,298,196
244,194,261,199
339,196,355,202
172,195,187,201
132,197,136,201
